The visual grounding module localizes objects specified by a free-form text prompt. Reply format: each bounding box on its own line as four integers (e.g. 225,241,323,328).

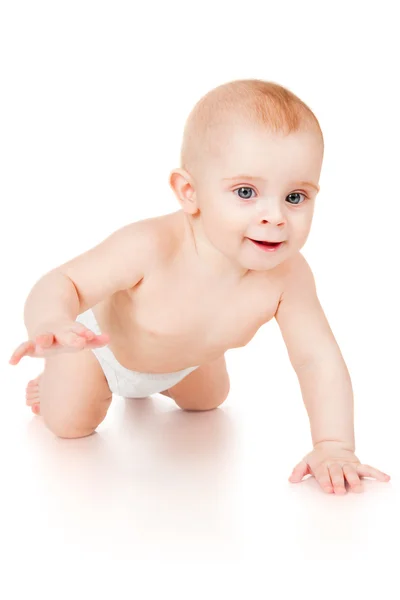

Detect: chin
240,242,289,271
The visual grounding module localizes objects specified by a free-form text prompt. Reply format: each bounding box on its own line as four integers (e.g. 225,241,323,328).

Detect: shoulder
280,251,314,278
122,210,182,269
276,251,316,303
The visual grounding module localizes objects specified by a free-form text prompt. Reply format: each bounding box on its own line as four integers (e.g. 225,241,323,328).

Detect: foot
26,373,42,415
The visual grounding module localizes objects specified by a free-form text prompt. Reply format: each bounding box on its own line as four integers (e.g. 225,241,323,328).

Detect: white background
1,0,399,597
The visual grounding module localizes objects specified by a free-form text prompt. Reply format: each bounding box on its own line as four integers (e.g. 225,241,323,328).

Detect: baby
9,78,390,495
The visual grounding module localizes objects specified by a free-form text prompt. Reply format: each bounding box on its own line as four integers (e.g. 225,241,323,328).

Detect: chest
130,270,280,351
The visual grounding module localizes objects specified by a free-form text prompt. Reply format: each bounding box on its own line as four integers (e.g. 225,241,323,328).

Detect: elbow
293,352,350,379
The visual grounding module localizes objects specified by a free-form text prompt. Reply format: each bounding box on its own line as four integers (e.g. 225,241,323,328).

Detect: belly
92,295,267,373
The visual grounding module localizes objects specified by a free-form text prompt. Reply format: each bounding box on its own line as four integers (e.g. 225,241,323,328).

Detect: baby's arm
274,253,355,450
23,221,156,340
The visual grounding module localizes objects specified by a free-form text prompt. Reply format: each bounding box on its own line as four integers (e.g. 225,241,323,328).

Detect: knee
43,408,108,439
176,383,230,412
44,419,97,439
180,403,221,412
56,428,95,439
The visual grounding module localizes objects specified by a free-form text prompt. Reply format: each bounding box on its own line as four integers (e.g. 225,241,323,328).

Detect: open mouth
248,239,284,252
254,240,280,246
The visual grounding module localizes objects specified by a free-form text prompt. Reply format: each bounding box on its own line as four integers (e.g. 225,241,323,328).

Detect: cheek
289,208,312,230
202,210,244,252
204,199,243,232
291,219,313,246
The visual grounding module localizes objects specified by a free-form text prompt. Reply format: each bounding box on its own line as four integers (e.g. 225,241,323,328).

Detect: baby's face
193,125,323,272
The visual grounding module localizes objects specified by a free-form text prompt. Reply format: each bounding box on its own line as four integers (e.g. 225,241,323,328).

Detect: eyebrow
222,175,320,192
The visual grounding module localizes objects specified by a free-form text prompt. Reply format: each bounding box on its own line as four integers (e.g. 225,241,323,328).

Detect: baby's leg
163,354,230,411
25,348,113,438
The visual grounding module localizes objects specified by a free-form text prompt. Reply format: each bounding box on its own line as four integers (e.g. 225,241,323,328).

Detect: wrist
313,439,355,452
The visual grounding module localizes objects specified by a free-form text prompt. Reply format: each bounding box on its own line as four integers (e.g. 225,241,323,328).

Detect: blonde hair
180,79,324,179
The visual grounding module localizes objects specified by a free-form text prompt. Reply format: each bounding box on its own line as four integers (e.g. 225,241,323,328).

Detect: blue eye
286,192,306,205
233,187,256,200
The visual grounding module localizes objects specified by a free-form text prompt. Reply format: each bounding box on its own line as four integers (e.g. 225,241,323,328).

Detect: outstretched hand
289,440,391,494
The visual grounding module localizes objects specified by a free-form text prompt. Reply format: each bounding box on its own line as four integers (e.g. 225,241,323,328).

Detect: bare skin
25,209,284,415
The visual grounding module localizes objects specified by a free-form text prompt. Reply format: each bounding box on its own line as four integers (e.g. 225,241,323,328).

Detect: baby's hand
8,320,110,365
289,440,391,494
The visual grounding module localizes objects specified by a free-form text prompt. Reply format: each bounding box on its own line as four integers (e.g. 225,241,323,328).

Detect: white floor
3,317,399,598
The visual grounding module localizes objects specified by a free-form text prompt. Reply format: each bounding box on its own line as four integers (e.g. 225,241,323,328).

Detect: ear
169,168,199,215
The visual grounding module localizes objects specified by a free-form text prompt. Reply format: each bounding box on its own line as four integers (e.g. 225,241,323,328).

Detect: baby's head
169,79,324,274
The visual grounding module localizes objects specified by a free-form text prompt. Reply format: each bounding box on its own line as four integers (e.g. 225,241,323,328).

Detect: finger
288,460,309,483
328,464,346,494
9,341,34,364
9,342,28,362
82,329,95,340
35,333,54,347
342,464,363,493
71,324,96,340
60,332,87,347
71,324,109,342
66,333,105,350
9,348,22,364
314,465,333,493
356,464,391,482
66,330,108,347
90,334,110,346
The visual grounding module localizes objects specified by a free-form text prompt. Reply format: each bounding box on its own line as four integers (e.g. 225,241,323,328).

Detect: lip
252,239,284,243
248,238,285,252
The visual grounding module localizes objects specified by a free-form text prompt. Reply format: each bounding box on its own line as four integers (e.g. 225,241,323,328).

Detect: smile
248,238,284,252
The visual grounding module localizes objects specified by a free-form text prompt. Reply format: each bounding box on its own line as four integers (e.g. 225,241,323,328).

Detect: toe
27,387,39,396
26,387,40,405
26,375,42,410
26,395,39,406
26,382,39,394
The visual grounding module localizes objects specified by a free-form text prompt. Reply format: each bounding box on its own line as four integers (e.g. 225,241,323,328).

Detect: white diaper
75,308,199,398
